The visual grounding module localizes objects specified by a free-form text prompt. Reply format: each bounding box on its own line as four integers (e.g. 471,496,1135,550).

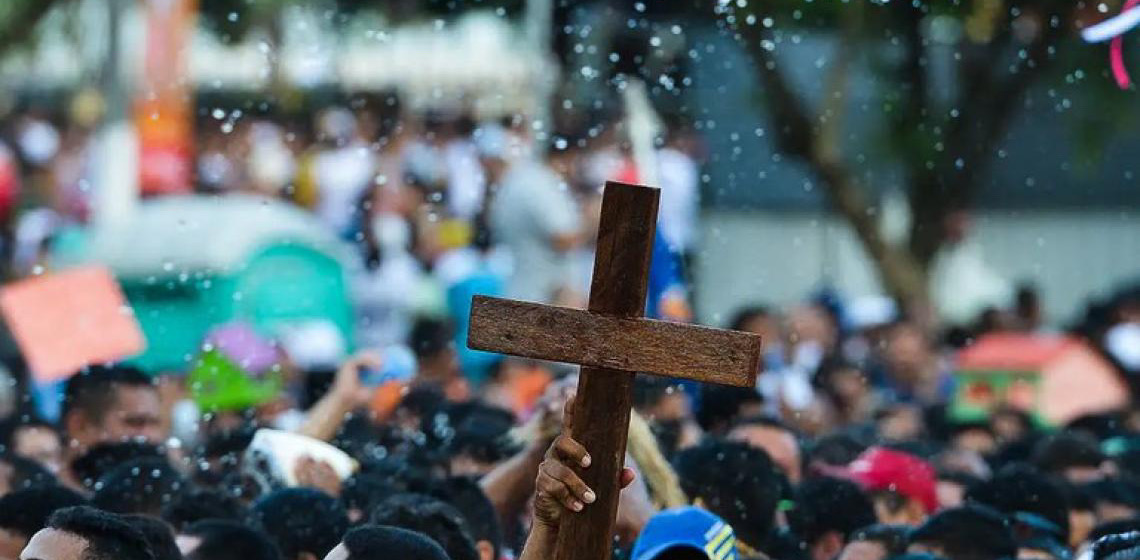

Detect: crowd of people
0,90,1137,560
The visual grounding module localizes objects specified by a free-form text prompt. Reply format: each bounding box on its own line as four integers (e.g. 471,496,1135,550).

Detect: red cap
845,447,939,514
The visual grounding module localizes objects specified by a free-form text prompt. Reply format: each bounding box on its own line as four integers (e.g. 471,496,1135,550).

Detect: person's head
338,475,398,525
121,516,180,560
0,417,62,475
252,488,348,560
0,452,56,495
179,519,282,560
1033,432,1107,484
965,464,1071,550
845,447,938,526
430,477,501,560
409,318,459,382
1085,478,1140,523
323,525,448,560
1059,482,1096,549
837,525,910,560
90,458,187,517
369,493,478,560
727,417,803,484
789,476,877,560
674,439,784,550
991,409,1035,446
68,442,165,490
0,486,87,560
937,472,983,510
159,487,249,532
815,360,873,413
631,507,738,560
442,403,518,477
695,385,764,436
908,505,1017,560
62,366,162,451
21,506,154,560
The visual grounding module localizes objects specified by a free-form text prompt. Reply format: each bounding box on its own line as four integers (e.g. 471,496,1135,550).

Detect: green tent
53,195,357,372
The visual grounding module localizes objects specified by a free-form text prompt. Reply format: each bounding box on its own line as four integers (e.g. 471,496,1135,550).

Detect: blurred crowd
0,91,1138,560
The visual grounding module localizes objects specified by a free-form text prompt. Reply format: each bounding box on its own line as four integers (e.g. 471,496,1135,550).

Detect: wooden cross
468,181,761,560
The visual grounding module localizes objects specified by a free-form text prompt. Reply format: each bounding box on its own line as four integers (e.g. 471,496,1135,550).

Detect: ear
63,411,92,446
812,531,845,560
476,540,495,560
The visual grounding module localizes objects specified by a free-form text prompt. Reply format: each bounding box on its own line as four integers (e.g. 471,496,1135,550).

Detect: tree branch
0,0,68,54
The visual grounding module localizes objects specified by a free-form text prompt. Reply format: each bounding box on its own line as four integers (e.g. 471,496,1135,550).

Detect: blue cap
631,507,738,560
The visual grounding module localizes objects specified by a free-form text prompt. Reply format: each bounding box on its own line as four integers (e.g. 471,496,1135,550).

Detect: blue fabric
646,230,686,320
447,269,504,386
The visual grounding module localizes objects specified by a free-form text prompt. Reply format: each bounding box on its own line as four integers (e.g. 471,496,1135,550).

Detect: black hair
695,385,764,434
123,515,181,560
728,305,773,332
0,451,56,490
430,477,502,559
369,493,479,560
1086,477,1140,512
806,432,869,468
342,525,448,560
868,489,911,517
1066,413,1125,442
633,375,685,411
849,524,910,558
252,488,348,560
674,438,783,549
62,365,155,423
91,458,188,516
0,485,88,538
1091,531,1140,560
409,317,455,360
442,402,519,468
788,476,876,546
340,473,399,523
71,441,166,489
160,487,250,531
45,506,155,560
183,519,283,560
965,463,1070,538
909,504,1017,560
0,414,58,454
1033,432,1106,474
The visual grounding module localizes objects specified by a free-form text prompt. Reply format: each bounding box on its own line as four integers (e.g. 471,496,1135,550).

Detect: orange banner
136,0,197,195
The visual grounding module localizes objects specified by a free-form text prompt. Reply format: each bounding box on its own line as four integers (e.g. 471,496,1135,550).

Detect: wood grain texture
467,296,760,387
556,182,658,560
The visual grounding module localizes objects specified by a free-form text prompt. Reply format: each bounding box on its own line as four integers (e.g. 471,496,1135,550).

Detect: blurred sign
136,0,197,195
0,267,146,382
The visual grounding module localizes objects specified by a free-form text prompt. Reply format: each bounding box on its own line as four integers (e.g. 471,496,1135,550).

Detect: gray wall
694,210,1140,327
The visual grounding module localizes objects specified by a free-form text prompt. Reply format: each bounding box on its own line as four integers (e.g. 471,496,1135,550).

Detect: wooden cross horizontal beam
468,295,760,387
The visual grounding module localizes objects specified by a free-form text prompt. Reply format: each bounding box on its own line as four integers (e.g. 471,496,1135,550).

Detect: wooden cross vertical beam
468,181,761,560
552,182,658,560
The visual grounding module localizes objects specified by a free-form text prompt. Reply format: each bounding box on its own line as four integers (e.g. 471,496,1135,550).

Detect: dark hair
442,403,519,467
62,365,155,424
340,474,399,523
728,306,772,332
71,442,166,489
1033,432,1106,474
788,476,876,546
0,451,57,490
695,385,764,434
674,438,783,548
909,504,1017,560
0,485,88,538
252,488,348,560
0,414,58,454
868,489,911,517
369,493,479,560
160,487,249,531
342,525,450,560
46,506,155,560
965,463,1070,538
409,317,454,360
183,519,283,560
849,524,910,557
1086,478,1140,512
123,515,181,560
633,375,684,411
91,458,188,516
430,477,502,558
807,432,869,468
